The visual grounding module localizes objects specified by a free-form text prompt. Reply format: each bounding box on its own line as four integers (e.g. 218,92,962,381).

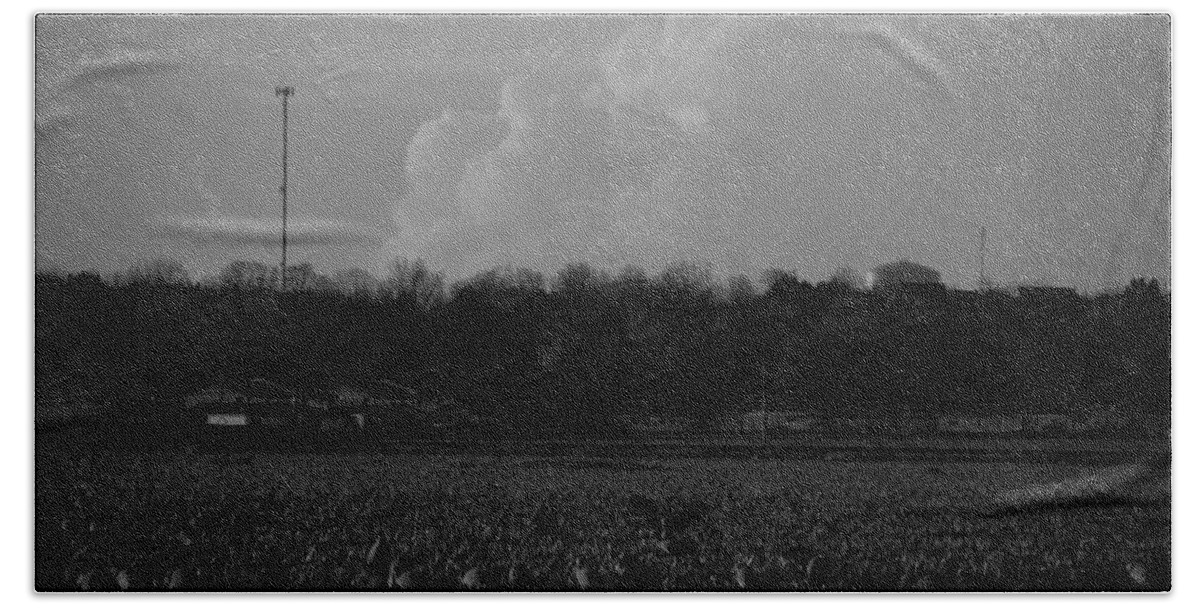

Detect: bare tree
386,258,446,308
126,258,190,285
332,267,380,297
553,262,611,294
829,266,866,290
218,260,274,289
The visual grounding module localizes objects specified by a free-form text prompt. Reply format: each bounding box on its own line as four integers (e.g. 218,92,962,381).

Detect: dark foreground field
35,437,1170,592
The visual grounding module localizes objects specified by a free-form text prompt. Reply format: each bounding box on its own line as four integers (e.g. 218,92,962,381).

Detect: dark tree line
35,260,1170,438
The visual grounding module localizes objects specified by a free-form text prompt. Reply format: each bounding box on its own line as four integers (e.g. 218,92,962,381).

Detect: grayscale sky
35,14,1170,290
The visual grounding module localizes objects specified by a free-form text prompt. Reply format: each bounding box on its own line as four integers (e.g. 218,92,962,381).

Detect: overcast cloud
35,14,1170,290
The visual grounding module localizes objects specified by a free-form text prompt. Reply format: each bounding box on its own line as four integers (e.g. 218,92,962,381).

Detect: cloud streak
34,15,1170,288
151,216,382,247
77,51,179,81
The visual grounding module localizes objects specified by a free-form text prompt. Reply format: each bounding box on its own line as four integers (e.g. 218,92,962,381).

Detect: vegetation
35,260,1169,437
34,259,1171,592
35,448,1169,591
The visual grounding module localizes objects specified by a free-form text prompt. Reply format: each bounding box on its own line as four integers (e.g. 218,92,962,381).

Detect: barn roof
242,378,298,400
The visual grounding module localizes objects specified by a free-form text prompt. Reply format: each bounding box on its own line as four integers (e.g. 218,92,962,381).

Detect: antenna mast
978,225,987,291
276,85,294,291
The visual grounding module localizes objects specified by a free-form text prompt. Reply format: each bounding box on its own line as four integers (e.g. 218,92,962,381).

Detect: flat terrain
35,433,1170,592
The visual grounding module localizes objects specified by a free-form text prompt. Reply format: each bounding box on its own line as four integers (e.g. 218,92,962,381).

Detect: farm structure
183,380,481,442
321,383,421,431
184,379,376,439
726,413,936,437
732,411,821,433
936,413,1101,435
185,379,310,432
720,409,1104,438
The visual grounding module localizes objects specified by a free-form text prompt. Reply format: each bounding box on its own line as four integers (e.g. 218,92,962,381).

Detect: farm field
35,440,1170,592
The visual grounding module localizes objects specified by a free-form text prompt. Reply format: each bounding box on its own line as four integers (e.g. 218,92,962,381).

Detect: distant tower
978,226,987,291
276,85,294,291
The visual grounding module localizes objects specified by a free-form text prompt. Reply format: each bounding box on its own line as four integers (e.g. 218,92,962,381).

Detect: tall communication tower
978,225,988,291
276,85,294,291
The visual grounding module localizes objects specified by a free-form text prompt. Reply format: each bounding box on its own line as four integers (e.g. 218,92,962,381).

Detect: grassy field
35,440,1170,592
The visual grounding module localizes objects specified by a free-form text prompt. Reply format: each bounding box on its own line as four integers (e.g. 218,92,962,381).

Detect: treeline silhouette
35,259,1169,438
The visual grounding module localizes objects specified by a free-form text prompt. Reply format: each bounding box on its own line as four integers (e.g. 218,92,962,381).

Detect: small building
327,382,467,434
736,411,821,433
334,387,369,409
184,386,244,410
827,417,936,436
870,259,943,290
186,379,306,431
366,381,420,412
328,385,400,431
